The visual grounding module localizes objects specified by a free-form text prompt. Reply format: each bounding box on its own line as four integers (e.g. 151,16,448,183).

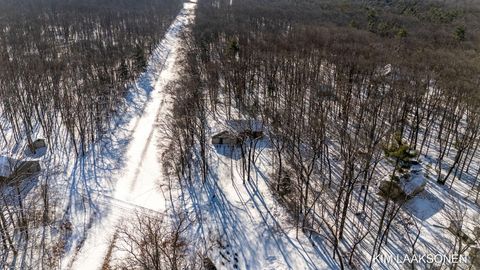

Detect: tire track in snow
65,2,196,269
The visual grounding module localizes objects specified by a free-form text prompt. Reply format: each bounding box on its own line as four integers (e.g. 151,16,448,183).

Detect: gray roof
212,130,236,138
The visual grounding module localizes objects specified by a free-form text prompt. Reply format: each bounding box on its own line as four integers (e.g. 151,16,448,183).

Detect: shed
212,131,239,145
26,138,48,156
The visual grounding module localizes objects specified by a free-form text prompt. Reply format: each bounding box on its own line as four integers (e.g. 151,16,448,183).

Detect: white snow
0,0,476,269
174,112,336,269
402,174,426,197
64,2,197,269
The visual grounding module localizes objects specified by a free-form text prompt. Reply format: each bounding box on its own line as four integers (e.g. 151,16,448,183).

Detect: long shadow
205,145,331,268
183,168,257,268
213,145,241,160
204,134,339,268
248,165,338,269
1,175,40,206
244,180,311,269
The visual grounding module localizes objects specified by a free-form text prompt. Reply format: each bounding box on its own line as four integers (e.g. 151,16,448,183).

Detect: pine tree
455,26,466,41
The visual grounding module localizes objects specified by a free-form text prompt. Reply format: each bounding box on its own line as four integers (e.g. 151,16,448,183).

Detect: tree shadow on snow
213,145,241,160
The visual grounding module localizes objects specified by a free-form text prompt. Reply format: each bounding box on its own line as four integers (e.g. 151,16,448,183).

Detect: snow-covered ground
61,2,197,269
1,1,478,269
166,110,337,269
170,105,480,269
55,1,337,268
188,150,335,269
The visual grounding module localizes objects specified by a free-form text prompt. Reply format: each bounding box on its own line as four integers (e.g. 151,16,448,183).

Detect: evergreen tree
454,26,466,41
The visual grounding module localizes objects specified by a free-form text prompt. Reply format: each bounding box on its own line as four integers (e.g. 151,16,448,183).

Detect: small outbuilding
229,119,263,133
229,119,265,140
239,129,264,140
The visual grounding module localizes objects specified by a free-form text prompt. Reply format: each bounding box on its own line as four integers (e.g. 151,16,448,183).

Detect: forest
163,0,480,268
0,0,182,155
1,0,480,269
0,0,183,268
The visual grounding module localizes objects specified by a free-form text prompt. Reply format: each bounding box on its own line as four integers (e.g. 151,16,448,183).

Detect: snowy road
66,2,196,269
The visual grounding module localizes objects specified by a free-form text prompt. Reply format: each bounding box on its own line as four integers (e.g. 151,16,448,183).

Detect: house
212,120,266,146
13,160,42,179
211,131,239,145
0,156,41,185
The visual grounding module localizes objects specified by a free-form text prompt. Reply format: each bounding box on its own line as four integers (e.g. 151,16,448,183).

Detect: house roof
212,130,236,138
